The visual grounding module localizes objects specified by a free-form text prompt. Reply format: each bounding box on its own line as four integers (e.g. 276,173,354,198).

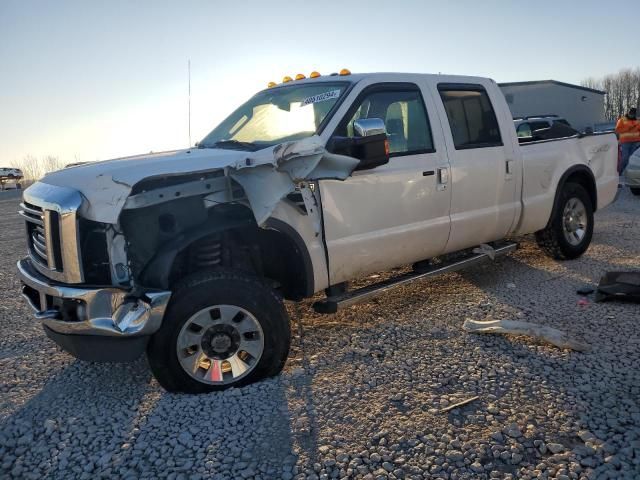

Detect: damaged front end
19,257,170,361
17,182,173,361
16,136,358,362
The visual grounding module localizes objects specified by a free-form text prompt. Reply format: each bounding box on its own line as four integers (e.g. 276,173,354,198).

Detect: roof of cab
261,72,498,94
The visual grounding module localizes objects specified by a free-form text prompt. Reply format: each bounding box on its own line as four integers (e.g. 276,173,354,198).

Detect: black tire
147,269,291,393
535,183,594,260
631,187,640,196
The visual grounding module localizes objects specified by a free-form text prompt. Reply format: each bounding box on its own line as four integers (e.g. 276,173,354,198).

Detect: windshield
199,82,350,150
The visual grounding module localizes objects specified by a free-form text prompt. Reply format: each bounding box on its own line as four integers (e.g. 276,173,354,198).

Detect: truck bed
515,132,619,235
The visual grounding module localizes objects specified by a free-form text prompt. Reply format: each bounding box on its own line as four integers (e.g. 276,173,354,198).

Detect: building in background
499,80,605,132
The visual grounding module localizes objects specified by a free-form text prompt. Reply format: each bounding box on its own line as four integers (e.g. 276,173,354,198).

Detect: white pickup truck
17,71,618,393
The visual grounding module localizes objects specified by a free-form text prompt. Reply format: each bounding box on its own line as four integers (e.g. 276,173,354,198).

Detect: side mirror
328,118,390,171
353,118,386,137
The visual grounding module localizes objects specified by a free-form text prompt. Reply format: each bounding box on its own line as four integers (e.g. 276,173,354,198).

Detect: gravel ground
0,190,639,479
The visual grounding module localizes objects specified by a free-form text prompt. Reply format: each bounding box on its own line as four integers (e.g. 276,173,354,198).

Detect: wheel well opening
565,170,597,211
169,224,312,301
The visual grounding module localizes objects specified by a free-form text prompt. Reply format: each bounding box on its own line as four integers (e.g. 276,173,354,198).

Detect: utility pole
188,59,191,147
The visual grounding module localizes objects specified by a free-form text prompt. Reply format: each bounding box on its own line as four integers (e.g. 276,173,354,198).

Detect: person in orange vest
616,107,640,174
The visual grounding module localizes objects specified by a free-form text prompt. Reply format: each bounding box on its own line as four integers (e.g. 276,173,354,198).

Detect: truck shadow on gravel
0,355,301,478
0,358,155,476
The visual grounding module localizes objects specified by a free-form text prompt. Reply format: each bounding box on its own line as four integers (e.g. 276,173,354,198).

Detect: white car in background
624,149,640,196
514,115,576,139
0,167,23,179
0,167,24,190
593,121,616,133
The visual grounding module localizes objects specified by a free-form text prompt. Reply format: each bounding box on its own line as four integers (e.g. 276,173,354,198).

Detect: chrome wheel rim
177,305,264,385
562,197,587,246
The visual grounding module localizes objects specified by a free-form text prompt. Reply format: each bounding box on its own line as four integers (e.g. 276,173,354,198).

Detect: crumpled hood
36,136,359,225
43,147,250,194
39,147,253,223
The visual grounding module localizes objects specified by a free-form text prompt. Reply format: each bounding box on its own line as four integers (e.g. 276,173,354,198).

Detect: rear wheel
147,269,291,393
535,183,593,260
631,187,640,196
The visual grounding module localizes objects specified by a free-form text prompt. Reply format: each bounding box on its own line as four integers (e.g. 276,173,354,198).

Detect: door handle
436,167,449,191
505,159,515,180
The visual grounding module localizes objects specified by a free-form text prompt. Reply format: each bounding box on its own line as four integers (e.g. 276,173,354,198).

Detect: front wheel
631,187,640,196
147,269,291,393
535,183,594,260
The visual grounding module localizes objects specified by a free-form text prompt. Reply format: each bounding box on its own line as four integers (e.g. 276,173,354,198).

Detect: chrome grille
31,224,48,263
19,201,44,225
20,183,85,283
19,202,55,269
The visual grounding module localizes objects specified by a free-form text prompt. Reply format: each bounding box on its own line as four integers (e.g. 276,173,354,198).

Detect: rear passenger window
438,86,502,149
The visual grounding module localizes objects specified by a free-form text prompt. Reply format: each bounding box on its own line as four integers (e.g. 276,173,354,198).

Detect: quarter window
338,88,434,155
438,87,502,149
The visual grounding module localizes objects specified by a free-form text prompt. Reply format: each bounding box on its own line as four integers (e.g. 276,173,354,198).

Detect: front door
319,83,452,284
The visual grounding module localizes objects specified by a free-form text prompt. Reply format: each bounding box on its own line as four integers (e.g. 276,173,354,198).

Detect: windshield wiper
206,140,259,151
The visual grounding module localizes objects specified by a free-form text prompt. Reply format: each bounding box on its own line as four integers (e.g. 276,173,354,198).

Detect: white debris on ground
0,189,639,479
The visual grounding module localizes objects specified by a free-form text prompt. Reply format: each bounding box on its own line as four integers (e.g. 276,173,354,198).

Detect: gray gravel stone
0,191,639,478
547,443,565,454
446,450,464,462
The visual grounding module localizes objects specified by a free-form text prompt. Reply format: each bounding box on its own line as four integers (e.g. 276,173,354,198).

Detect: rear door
434,83,519,253
319,82,451,284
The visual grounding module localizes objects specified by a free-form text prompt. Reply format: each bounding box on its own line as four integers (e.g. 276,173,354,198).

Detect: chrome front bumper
18,258,171,361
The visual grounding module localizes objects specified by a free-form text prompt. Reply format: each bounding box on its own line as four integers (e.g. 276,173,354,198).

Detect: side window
438,86,503,149
339,88,434,155
517,123,532,138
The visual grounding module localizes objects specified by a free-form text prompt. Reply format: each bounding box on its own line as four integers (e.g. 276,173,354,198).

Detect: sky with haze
1,0,637,165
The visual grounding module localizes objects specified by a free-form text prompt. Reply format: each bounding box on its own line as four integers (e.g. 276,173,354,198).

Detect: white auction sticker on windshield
301,89,341,106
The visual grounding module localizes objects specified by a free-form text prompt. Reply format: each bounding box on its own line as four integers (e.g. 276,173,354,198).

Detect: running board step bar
313,241,518,314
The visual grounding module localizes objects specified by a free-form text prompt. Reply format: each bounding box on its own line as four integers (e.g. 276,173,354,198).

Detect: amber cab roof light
273,69,346,86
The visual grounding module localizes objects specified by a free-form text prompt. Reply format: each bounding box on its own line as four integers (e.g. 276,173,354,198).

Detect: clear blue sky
1,0,637,165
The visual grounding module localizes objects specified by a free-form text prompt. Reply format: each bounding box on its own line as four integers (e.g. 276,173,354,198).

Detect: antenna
188,59,191,147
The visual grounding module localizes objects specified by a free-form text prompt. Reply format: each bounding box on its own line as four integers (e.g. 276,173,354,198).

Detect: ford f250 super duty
17,71,618,393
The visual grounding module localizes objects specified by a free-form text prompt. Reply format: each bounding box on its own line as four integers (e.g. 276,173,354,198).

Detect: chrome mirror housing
353,118,386,137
